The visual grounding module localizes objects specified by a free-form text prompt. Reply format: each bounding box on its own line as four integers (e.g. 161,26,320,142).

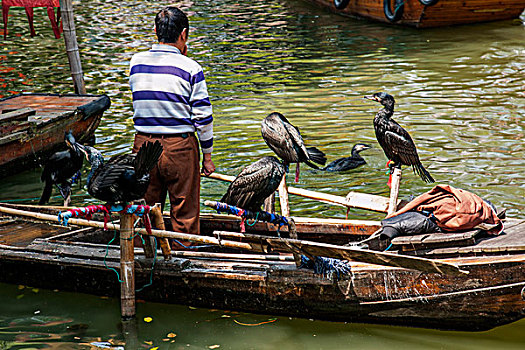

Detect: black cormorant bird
82,141,163,204
365,92,434,183
322,143,372,172
39,131,86,205
261,112,326,182
221,156,286,212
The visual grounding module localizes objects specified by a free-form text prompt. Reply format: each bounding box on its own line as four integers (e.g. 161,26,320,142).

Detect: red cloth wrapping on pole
2,0,61,39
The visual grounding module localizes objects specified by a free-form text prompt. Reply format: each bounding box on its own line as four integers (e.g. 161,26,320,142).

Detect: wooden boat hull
306,0,525,28
0,205,524,331
0,240,523,331
0,93,110,178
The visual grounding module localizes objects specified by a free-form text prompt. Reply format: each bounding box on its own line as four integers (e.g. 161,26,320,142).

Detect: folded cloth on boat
386,184,503,235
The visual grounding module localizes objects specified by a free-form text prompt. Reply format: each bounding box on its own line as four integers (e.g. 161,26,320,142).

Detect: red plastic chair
2,0,61,39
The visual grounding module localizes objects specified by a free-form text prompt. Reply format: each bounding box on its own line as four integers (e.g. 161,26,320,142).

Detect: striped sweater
129,44,213,153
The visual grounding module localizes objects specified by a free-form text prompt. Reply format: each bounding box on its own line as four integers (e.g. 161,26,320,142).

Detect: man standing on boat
130,6,215,236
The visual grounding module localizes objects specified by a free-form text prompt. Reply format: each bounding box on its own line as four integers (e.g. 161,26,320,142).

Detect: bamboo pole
263,193,275,213
205,172,396,213
119,212,135,319
59,0,86,94
387,168,402,215
0,205,256,251
278,174,290,217
287,218,302,267
150,204,172,260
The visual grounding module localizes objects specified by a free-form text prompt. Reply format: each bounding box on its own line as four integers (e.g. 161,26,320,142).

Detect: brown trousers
133,133,201,234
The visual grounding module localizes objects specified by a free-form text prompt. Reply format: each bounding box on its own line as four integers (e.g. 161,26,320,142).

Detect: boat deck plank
0,95,100,116
0,221,69,247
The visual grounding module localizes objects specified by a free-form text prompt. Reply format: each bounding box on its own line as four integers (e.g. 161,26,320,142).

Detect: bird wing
88,155,133,201
281,120,310,162
221,157,284,211
261,117,296,162
383,128,421,166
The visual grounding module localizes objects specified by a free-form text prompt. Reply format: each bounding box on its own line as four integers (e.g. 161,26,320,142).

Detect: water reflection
0,1,523,219
1,283,525,349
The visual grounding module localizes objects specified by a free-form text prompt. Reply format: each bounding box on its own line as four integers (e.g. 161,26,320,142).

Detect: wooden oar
204,172,399,213
0,205,467,276
212,230,468,276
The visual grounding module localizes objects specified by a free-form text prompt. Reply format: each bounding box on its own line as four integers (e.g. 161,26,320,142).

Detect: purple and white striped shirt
129,44,213,153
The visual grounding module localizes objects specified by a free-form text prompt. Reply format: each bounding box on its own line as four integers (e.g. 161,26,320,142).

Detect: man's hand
201,153,215,176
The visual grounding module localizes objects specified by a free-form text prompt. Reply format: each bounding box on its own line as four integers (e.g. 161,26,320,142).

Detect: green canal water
0,0,524,348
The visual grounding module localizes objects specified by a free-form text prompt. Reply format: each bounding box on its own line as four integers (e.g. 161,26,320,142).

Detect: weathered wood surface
119,212,135,318
387,167,402,215
307,0,525,28
0,94,109,178
0,204,466,275
393,219,525,257
213,230,466,276
150,205,172,260
0,236,523,331
0,108,36,123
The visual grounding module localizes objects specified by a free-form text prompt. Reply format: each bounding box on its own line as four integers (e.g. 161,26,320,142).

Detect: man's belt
137,131,192,139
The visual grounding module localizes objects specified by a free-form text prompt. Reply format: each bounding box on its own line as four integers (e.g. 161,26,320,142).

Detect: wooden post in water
119,211,135,319
150,204,172,260
387,167,402,215
59,0,86,94
278,175,290,217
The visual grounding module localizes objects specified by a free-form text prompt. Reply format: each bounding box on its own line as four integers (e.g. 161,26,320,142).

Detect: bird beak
76,143,89,161
364,95,379,102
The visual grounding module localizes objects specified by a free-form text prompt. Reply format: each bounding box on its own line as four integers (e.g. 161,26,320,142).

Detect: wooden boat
0,93,110,178
0,202,523,331
305,0,525,28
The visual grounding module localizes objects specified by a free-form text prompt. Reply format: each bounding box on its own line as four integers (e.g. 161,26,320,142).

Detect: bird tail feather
134,140,164,177
39,181,52,205
414,163,435,183
306,147,327,166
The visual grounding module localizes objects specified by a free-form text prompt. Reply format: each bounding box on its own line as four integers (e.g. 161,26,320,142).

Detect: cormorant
261,112,326,182
221,156,286,212
322,143,372,172
82,141,163,204
39,131,86,205
365,92,434,183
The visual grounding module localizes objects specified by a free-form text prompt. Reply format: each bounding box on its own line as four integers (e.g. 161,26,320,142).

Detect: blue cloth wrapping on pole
211,201,288,228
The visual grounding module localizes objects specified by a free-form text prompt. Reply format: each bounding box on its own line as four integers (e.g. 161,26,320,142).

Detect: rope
104,227,123,283
58,203,154,234
246,211,260,226
135,235,157,292
211,201,288,228
300,255,352,280
104,225,158,291
172,239,215,249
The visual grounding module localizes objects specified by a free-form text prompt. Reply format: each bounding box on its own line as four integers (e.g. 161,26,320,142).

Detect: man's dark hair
155,7,189,43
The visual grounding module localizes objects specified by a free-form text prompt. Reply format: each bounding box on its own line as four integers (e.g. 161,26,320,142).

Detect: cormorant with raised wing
261,112,326,182
221,156,286,212
322,143,372,172
39,131,86,205
365,92,434,183
82,141,163,204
